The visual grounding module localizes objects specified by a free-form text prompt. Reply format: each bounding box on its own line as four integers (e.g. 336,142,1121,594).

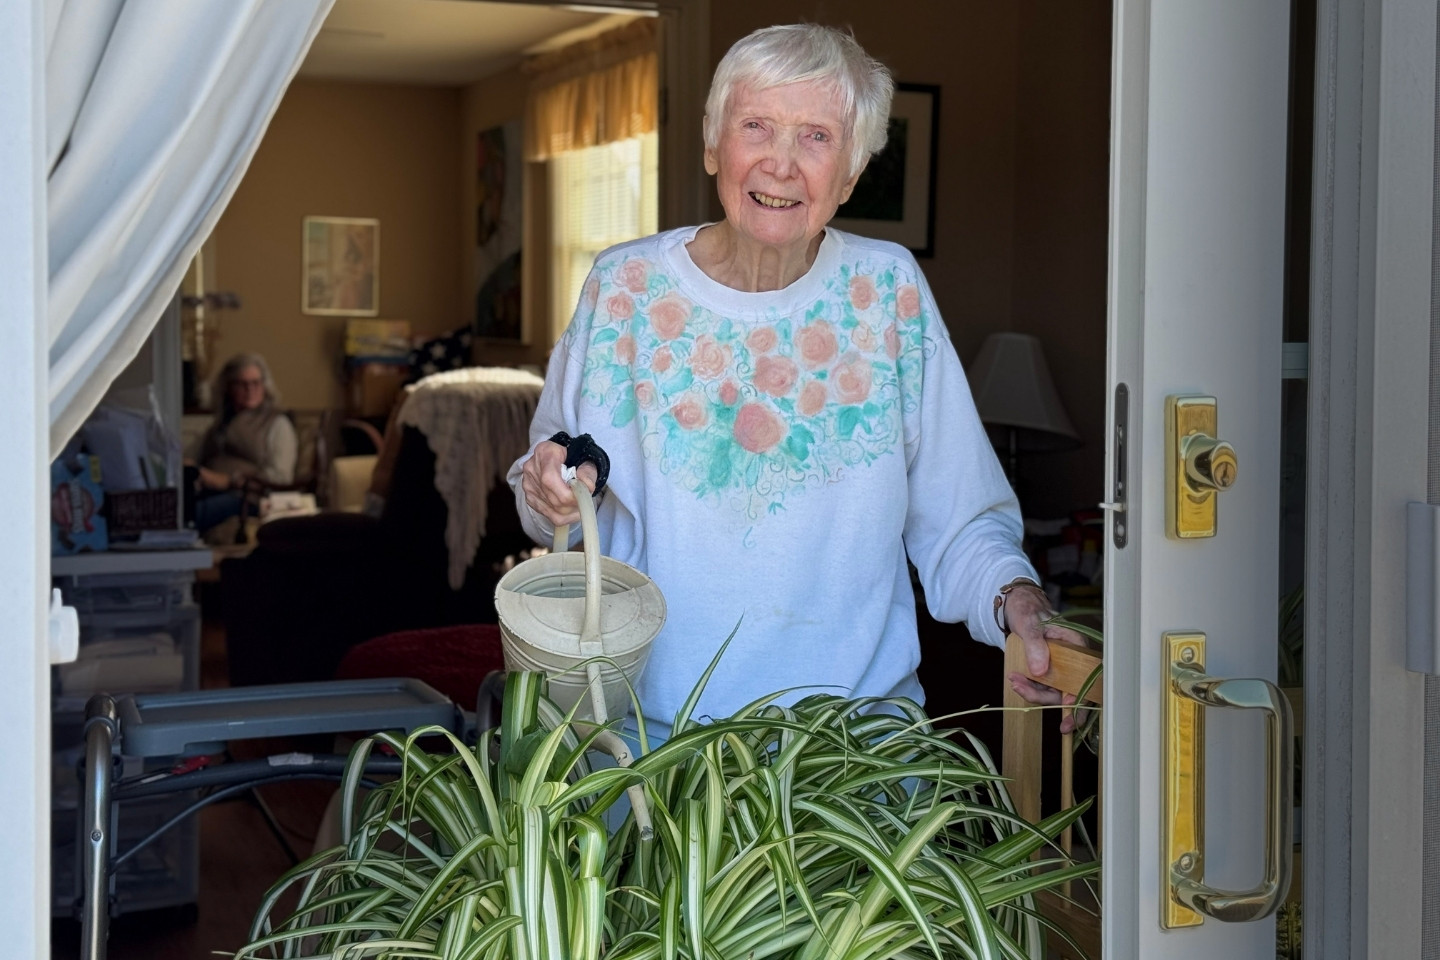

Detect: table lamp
966,332,1081,483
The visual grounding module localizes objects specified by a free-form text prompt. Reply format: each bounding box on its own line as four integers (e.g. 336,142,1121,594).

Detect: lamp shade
966,333,1080,452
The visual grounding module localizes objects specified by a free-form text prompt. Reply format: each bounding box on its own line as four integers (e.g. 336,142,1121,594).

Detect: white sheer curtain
46,0,333,456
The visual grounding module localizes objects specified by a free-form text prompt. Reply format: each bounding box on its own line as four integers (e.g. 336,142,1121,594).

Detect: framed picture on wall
474,120,524,343
829,83,939,258
302,216,380,316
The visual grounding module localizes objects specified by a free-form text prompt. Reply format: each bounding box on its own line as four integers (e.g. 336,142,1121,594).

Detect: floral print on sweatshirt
568,252,932,519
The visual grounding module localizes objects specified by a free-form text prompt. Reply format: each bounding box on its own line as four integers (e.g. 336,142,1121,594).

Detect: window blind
549,132,658,343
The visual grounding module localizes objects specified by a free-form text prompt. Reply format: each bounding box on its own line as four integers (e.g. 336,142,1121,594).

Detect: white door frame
1305,0,1433,956
0,0,51,954
1107,0,1437,954
1105,1,1292,955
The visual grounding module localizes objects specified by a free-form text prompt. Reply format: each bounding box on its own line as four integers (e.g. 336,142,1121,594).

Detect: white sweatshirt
507,225,1037,728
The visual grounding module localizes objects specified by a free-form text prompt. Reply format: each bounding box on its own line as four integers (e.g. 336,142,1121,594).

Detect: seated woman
193,353,297,533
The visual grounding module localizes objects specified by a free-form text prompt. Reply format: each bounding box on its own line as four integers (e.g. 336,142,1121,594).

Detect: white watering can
495,478,665,723
494,476,665,834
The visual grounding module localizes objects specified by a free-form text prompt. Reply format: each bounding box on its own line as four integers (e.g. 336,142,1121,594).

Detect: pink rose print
849,275,878,311
896,284,922,321
618,259,650,294
670,394,709,430
798,380,828,417
582,276,600,311
649,295,691,341
752,355,799,397
615,335,636,365
796,320,839,369
884,323,901,360
607,293,634,322
719,380,739,406
689,335,731,381
851,323,876,352
734,402,786,454
634,381,657,409
746,326,778,354
832,354,873,405
651,346,673,374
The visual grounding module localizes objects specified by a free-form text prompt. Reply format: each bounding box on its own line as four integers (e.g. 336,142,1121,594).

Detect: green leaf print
663,367,694,394
744,456,762,486
837,406,864,440
784,432,810,463
806,301,825,321
707,441,733,488
593,328,619,345
612,394,638,428
663,430,689,465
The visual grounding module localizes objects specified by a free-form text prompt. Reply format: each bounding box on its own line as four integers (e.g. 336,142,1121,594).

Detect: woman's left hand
1003,584,1091,733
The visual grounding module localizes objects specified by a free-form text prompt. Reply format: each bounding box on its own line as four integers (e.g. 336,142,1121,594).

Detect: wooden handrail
1005,634,1103,704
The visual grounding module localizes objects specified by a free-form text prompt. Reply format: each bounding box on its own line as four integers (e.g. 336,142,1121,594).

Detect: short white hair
704,24,894,179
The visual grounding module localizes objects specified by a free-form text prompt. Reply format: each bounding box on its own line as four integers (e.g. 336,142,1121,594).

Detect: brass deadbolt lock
1166,396,1237,538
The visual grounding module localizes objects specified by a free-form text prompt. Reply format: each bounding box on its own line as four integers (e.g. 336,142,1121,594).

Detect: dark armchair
222,425,532,686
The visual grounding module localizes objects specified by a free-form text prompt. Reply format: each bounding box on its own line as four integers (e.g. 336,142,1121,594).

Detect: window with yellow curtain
550,133,657,342
524,19,659,346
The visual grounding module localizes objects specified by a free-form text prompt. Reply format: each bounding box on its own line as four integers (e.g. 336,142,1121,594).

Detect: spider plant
235,642,1098,960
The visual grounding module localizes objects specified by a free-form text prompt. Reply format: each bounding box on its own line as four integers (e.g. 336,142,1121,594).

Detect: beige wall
709,1,1110,518
210,80,462,410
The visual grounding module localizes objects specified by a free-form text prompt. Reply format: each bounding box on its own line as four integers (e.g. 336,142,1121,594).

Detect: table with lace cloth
395,367,544,589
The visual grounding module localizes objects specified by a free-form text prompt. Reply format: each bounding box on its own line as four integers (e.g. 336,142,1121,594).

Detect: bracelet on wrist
993,577,1042,633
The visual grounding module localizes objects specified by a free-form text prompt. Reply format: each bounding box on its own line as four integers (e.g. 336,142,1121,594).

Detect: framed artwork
474,120,524,343
830,83,940,258
302,216,379,316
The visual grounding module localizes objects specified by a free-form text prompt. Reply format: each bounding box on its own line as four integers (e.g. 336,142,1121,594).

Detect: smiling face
705,80,863,256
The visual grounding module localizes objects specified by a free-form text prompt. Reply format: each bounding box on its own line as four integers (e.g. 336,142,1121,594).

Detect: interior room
49,0,1113,956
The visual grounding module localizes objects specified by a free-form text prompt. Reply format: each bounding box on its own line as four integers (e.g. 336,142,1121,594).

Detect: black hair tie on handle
547,431,610,497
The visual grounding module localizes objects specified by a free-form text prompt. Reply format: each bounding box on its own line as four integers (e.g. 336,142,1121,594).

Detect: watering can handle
548,480,651,837
552,479,608,723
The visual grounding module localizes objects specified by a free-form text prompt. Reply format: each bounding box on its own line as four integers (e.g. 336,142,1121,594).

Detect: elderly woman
193,353,297,532
509,24,1079,734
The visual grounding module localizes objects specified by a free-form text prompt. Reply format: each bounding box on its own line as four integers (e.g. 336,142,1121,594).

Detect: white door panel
1106,1,1291,957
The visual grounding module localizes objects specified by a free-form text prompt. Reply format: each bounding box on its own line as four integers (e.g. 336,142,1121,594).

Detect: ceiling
299,0,643,86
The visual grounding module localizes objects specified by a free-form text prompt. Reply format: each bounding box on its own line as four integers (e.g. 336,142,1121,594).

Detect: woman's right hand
520,440,598,528
197,465,233,491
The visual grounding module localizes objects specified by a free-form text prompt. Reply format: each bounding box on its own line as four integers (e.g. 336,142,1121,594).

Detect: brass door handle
1163,633,1294,928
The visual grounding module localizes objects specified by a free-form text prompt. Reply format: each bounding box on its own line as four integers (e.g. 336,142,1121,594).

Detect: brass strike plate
1164,632,1205,929
1166,396,1219,539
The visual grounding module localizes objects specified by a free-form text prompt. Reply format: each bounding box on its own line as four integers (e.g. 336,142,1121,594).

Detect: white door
1104,2,1293,958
